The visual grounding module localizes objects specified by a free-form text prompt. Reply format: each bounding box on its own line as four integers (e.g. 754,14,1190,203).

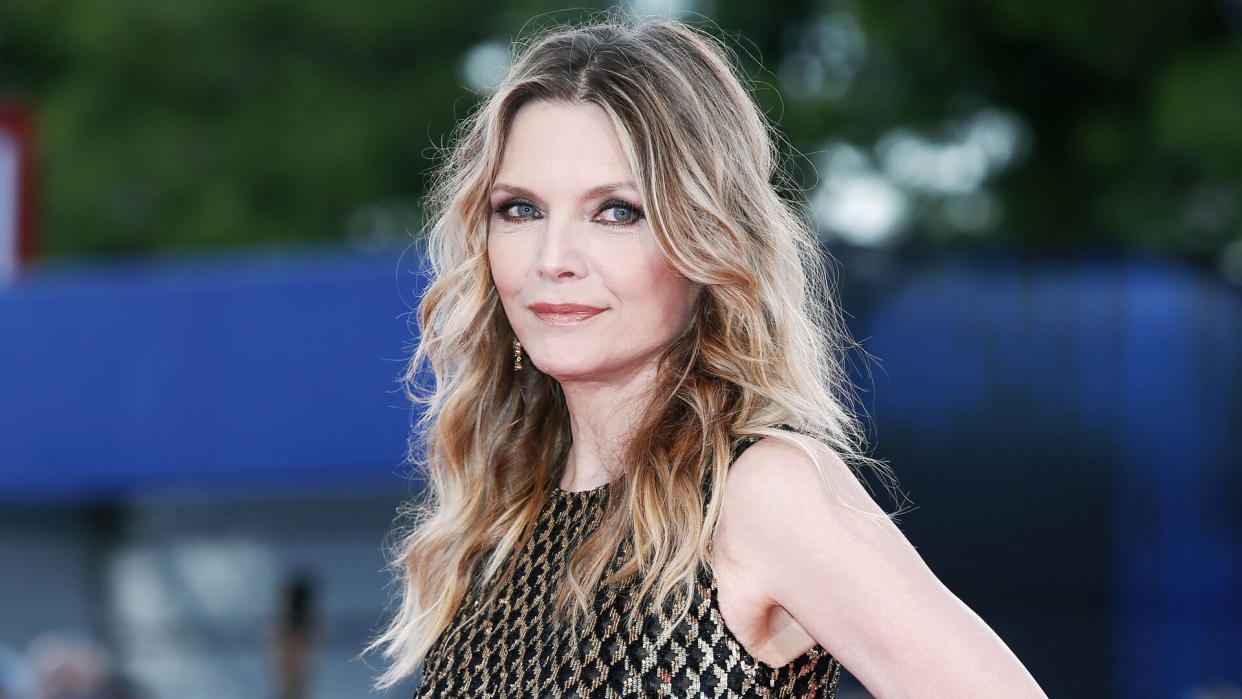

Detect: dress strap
728,434,763,463
728,423,804,465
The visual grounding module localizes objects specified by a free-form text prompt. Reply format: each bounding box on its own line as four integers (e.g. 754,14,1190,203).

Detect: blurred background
1,0,1239,697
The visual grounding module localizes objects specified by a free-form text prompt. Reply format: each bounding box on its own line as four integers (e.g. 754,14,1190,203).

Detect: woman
371,15,1046,698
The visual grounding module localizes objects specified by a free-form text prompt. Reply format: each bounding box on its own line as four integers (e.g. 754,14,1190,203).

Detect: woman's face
487,100,699,385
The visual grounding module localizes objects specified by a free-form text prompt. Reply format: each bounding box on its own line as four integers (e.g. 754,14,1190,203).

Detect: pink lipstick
527,303,606,327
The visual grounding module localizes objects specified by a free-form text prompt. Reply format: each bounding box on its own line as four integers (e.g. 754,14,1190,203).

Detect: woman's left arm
719,435,1048,699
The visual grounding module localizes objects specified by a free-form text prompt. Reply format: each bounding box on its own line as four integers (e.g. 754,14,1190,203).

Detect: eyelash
492,198,645,227
493,199,541,223
597,199,645,227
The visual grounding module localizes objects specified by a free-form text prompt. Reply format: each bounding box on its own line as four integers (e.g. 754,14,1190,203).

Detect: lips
527,302,606,326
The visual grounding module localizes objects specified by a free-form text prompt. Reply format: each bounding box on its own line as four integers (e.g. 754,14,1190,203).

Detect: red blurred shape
0,104,38,283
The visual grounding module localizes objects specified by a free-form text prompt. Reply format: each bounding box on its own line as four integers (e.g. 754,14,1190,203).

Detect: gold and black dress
413,440,842,698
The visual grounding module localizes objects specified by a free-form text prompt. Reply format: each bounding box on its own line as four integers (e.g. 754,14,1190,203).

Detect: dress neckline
550,480,611,497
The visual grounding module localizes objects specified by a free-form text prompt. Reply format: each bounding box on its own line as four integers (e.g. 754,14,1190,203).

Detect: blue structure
854,251,1241,698
0,246,420,499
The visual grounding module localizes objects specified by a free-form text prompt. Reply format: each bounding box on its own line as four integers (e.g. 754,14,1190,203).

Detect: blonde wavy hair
369,14,889,688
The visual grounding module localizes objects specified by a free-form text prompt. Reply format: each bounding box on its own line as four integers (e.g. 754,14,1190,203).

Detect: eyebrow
489,181,640,201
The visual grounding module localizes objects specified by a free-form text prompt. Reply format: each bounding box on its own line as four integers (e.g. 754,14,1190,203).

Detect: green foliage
2,0,505,257
0,0,1238,261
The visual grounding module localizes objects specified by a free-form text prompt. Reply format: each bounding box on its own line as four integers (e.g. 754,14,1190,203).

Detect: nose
536,213,586,280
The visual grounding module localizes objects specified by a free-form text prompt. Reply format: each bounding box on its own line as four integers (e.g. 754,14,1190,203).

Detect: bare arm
717,434,1047,698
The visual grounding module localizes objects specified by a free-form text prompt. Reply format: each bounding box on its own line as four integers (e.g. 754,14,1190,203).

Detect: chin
524,345,603,380
528,350,658,386
528,357,602,382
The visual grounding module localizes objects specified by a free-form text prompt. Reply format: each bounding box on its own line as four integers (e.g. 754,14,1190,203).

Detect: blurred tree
0,0,507,257
0,0,1238,264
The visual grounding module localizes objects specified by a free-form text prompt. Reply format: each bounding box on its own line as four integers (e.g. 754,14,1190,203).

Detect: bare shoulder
718,432,891,542
714,431,904,624
716,431,1048,698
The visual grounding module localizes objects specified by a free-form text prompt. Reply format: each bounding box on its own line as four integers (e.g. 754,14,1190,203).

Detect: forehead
495,100,637,192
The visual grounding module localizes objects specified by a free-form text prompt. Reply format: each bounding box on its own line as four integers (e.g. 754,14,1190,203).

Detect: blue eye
497,200,540,221
596,200,644,226
603,206,634,222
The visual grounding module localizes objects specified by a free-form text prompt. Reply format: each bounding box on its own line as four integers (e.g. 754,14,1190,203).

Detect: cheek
633,255,698,326
487,239,529,333
487,235,521,298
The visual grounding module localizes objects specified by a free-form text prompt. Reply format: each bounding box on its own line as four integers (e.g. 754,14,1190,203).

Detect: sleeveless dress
413,437,842,698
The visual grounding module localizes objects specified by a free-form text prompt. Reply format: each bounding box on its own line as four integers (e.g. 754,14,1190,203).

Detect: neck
556,363,660,492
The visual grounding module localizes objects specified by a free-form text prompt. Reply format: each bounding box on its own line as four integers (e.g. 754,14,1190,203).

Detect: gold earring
512,337,523,372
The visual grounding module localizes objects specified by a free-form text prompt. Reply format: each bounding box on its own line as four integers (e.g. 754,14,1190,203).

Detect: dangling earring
512,337,523,372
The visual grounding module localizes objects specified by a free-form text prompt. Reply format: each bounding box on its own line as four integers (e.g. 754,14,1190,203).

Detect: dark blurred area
1,1,1239,698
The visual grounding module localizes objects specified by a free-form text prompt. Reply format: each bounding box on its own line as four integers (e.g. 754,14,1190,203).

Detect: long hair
369,14,889,687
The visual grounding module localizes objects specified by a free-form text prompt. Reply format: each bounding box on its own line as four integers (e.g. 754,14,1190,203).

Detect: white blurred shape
812,143,908,246
463,41,511,93
112,548,178,625
171,540,276,619
780,12,867,100
822,142,869,173
964,109,1026,166
111,540,276,625
878,108,1026,196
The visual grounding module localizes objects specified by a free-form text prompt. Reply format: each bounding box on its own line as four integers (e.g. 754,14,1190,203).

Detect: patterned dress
413,440,841,698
